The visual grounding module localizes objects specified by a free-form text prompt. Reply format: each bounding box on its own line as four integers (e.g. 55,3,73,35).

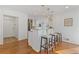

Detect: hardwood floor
1,39,37,54
0,38,79,54
55,42,79,54
39,42,79,54
3,37,18,43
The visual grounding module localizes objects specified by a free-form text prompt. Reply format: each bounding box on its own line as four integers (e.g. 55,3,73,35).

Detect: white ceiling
0,5,79,16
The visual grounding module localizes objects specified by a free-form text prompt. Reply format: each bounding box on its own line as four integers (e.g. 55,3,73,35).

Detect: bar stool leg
54,35,56,49
40,37,42,53
51,37,54,52
46,38,48,54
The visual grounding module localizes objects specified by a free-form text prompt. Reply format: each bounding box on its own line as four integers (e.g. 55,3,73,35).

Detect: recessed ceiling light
65,6,69,8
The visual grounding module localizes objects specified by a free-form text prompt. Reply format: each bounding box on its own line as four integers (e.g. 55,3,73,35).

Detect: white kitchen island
28,29,47,52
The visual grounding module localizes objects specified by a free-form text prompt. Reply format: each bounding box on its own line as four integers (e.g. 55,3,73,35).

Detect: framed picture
64,18,73,26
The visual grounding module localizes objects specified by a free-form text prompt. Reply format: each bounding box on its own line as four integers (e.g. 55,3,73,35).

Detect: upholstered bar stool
40,35,55,54
55,32,62,46
50,34,56,49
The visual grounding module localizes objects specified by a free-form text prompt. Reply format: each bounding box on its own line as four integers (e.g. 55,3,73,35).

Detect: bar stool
50,34,56,49
55,32,62,46
40,34,55,54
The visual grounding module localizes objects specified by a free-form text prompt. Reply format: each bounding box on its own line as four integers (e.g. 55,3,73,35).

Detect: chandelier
41,5,54,28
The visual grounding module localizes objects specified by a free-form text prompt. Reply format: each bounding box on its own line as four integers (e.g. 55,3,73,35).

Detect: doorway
3,15,18,43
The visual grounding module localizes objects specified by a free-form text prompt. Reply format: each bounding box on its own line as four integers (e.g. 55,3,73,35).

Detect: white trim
62,39,79,45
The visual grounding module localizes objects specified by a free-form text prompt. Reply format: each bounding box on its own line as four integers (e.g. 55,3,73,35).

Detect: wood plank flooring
55,42,79,54
3,37,18,43
0,38,79,54
40,42,79,54
1,39,37,54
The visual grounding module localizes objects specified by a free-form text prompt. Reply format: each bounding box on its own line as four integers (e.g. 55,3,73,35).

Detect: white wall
0,9,3,44
0,9,28,44
53,8,79,45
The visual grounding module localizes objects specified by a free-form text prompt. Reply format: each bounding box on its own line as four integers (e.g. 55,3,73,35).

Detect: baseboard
3,36,18,40
18,39,28,41
62,40,79,45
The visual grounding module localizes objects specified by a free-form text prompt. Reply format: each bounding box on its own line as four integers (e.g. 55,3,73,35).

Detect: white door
3,16,17,38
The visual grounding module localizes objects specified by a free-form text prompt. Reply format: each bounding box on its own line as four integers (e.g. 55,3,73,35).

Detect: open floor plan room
0,5,79,54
